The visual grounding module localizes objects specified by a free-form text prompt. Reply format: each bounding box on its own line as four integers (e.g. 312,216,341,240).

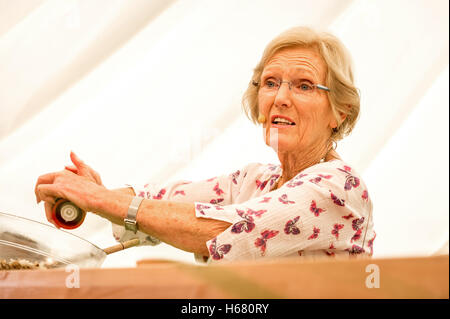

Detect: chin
265,133,298,154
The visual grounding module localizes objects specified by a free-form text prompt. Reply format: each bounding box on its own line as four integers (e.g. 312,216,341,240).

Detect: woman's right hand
64,151,103,186
35,151,104,227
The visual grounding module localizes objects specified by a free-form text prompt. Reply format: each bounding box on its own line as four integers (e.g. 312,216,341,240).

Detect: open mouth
271,115,296,126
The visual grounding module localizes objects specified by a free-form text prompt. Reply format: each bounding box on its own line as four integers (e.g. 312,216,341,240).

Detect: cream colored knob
60,202,79,222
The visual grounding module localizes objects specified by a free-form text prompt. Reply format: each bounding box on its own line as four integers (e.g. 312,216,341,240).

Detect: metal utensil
0,211,140,269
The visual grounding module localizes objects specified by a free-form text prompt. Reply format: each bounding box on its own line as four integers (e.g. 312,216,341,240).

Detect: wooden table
0,255,448,299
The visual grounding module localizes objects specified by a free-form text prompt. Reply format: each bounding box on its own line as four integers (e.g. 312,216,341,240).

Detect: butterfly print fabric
284,216,301,235
112,160,375,262
209,237,232,260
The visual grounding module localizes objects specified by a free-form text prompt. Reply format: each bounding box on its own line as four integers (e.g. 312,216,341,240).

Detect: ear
339,111,347,124
330,110,348,129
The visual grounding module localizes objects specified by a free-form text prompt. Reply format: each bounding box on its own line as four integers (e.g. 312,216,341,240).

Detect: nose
274,82,292,108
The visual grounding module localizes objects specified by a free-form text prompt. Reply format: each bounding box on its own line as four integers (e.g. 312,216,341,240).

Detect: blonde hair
242,26,360,142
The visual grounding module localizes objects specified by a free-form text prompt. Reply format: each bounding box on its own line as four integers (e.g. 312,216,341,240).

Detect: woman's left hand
35,169,108,224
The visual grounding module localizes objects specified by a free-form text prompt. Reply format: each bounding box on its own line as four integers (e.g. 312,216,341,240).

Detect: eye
264,78,279,89
301,83,312,90
296,81,313,91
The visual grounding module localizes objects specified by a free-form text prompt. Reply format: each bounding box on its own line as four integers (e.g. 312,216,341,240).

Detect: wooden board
0,255,448,299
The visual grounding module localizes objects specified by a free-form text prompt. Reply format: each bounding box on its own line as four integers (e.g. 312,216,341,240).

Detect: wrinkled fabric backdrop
0,0,448,267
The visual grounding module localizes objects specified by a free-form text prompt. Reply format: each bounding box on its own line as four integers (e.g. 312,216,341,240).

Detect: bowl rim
0,211,106,257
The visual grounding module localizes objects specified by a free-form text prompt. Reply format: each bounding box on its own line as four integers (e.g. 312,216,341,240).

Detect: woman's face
258,46,337,155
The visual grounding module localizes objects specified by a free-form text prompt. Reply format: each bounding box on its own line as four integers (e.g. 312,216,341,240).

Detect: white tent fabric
0,0,448,267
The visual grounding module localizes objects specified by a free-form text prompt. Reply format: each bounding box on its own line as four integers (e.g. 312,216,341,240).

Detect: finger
70,151,102,185
64,165,78,174
36,184,62,205
92,170,103,186
35,172,58,203
45,201,60,229
70,151,88,174
70,151,97,180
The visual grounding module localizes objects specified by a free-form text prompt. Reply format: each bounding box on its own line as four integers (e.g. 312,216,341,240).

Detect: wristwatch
124,196,144,234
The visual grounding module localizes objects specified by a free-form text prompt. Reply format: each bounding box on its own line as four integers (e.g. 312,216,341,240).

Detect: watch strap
124,196,144,234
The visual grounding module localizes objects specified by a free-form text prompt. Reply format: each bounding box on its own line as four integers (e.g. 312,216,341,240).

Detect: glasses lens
263,78,279,90
259,78,325,97
291,79,314,95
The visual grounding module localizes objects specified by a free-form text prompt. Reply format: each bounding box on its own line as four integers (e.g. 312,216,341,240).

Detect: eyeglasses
253,78,330,98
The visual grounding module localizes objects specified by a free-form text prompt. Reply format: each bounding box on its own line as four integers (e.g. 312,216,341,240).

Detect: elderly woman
35,26,375,263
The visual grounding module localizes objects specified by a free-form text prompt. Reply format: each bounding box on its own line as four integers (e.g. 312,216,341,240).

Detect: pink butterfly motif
254,230,279,256
152,188,166,200
284,216,301,235
144,183,149,188
362,190,369,201
309,177,323,184
310,174,333,184
246,208,267,218
230,170,240,185
268,174,280,187
255,179,268,190
346,244,365,255
210,198,224,205
259,197,271,203
337,168,360,191
344,175,360,191
209,238,232,260
351,229,362,243
206,177,216,182
278,194,295,205
286,180,304,188
308,227,320,240
213,182,225,196
330,191,345,206
352,217,365,231
231,209,255,234
174,190,186,196
196,204,211,215
342,213,354,220
331,223,344,239
138,191,145,197
310,200,326,217
324,243,336,256
343,165,352,172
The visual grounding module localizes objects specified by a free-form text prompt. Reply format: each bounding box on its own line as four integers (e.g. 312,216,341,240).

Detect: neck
277,140,331,186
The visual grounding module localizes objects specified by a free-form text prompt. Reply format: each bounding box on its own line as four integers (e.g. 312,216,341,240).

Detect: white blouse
112,160,375,264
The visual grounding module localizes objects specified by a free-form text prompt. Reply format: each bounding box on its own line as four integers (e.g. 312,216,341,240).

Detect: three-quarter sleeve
195,161,374,263
111,165,247,245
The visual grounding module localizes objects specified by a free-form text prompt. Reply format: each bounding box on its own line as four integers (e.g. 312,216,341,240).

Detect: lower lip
270,123,296,128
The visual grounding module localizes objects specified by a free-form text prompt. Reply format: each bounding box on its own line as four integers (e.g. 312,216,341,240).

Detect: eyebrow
262,68,318,81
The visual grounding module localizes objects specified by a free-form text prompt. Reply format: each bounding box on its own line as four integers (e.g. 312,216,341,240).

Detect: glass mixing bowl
0,211,106,269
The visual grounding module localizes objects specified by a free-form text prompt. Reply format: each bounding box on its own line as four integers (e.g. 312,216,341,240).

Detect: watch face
124,219,137,233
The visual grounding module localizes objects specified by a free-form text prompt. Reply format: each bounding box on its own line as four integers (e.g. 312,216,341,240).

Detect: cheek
258,94,272,115
294,102,332,135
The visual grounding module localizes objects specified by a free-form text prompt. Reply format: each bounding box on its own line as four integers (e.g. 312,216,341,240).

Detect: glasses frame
252,80,330,94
